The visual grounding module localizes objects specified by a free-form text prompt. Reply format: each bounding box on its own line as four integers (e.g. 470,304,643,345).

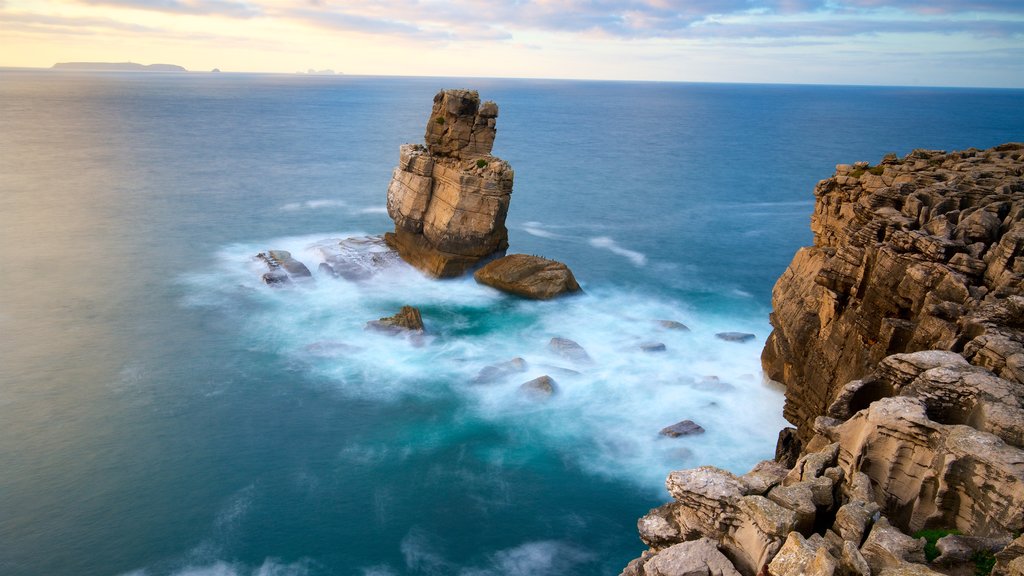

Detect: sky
1,0,1023,87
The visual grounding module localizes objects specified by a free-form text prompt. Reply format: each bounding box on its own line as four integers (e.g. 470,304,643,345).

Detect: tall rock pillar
385,89,514,277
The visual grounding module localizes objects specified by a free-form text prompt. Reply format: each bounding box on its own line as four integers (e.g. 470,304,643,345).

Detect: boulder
660,420,705,437
473,254,582,299
519,375,557,398
548,337,593,364
640,538,742,576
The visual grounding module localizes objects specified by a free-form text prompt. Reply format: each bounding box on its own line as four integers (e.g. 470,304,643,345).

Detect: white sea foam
588,236,647,266
181,233,786,493
521,221,562,239
280,199,348,211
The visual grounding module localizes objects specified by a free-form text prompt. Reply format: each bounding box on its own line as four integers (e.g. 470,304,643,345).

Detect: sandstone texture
622,144,1024,576
365,305,425,334
474,253,582,299
385,89,514,277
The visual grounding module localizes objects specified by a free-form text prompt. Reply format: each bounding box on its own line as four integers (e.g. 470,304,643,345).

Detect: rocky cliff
623,144,1024,576
385,89,514,277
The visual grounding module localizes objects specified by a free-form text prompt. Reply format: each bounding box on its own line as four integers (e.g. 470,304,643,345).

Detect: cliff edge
623,144,1024,576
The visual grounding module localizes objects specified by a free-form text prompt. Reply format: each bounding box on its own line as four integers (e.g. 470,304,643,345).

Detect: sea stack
384,89,514,277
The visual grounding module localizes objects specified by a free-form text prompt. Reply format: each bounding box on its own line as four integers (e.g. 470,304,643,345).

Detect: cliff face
763,144,1024,444
623,144,1024,576
385,89,514,277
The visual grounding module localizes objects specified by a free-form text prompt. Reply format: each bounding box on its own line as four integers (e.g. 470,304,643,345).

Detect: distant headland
51,62,188,72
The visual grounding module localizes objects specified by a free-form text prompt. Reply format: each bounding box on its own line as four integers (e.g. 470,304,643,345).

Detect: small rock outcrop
385,89,514,277
365,305,425,334
622,145,1024,576
660,420,705,437
474,254,582,299
520,375,557,398
257,250,312,285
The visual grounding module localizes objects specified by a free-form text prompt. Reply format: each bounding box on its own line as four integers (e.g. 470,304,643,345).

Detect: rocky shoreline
622,144,1024,576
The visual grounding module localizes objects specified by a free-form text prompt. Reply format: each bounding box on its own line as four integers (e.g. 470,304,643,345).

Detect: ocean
2,71,1022,576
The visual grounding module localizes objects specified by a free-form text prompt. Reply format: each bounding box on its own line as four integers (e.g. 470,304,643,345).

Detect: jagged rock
473,254,582,299
257,250,312,285
366,305,425,334
994,534,1024,576
638,502,684,549
640,538,742,576
548,337,592,364
660,420,705,437
839,540,871,576
385,90,514,277
860,517,927,573
740,460,790,495
717,332,757,343
726,496,799,574
768,532,837,576
472,357,527,384
776,427,802,468
519,375,557,398
934,534,1010,566
875,564,945,575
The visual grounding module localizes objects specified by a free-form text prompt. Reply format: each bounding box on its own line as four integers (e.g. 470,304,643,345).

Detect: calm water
2,71,1022,576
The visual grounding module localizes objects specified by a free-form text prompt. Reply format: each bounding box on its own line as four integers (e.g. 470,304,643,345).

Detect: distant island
52,62,188,72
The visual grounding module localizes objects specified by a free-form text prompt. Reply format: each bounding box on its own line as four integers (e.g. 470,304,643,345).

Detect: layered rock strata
623,144,1024,576
385,89,514,277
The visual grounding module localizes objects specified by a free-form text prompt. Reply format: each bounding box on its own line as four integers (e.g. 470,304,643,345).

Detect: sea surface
2,71,1022,576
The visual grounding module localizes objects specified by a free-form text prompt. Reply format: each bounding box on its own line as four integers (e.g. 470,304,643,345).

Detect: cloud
75,0,259,18
0,11,159,33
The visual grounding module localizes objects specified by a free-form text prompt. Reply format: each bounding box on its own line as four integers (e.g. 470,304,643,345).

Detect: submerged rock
548,337,593,364
313,235,404,280
659,420,705,437
716,332,756,343
365,305,425,334
474,254,582,299
472,357,528,384
519,375,557,398
639,342,667,353
658,320,690,331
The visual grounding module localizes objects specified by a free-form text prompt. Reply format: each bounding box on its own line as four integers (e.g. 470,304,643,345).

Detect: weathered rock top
423,89,499,160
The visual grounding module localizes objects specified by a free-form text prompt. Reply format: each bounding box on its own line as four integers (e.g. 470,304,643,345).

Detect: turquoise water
2,71,1023,576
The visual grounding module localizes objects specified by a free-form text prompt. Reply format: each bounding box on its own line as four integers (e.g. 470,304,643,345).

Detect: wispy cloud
74,0,259,18
0,10,159,33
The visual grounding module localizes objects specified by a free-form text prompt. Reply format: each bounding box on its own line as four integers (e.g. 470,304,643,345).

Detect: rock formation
474,254,582,299
622,144,1024,576
385,89,514,277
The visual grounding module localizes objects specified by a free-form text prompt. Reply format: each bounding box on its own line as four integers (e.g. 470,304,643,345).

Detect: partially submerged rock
716,332,756,343
660,420,705,437
472,357,528,384
473,254,581,299
365,305,425,334
519,375,557,398
257,250,312,285
548,337,593,364
658,320,690,331
312,235,404,280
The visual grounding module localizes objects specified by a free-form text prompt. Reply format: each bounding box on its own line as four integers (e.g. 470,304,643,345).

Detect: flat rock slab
660,419,706,437
474,254,582,300
312,236,405,281
716,331,757,343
